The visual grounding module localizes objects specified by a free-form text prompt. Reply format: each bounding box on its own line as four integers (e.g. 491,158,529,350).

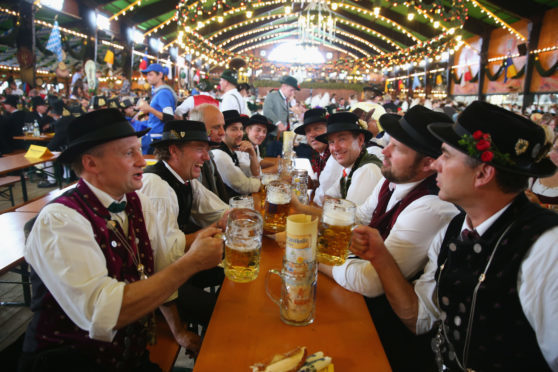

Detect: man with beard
293,108,343,206
318,105,459,371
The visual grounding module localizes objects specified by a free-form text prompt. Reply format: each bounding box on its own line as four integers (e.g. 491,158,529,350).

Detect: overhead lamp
40,0,64,11
149,38,163,53
331,3,338,10
129,28,144,44
373,6,380,16
218,16,224,23
433,21,440,28
246,10,253,18
285,6,291,14
407,12,415,21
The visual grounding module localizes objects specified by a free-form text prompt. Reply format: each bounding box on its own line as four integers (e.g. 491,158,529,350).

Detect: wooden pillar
522,14,543,111
478,31,490,102
16,1,36,87
424,59,431,97
78,2,96,61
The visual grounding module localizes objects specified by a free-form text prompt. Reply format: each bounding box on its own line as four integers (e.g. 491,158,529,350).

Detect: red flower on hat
481,151,494,162
472,130,483,140
476,139,490,151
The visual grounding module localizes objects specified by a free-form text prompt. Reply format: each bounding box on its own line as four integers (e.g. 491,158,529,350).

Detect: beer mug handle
265,269,282,307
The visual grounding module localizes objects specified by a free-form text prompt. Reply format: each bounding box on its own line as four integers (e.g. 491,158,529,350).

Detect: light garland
467,0,526,41
144,13,178,36
110,0,142,21
101,40,124,50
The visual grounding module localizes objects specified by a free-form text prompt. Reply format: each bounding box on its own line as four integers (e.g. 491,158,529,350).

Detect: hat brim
315,124,372,144
244,121,275,133
428,122,557,177
59,123,150,163
294,117,327,135
150,132,210,148
380,114,441,158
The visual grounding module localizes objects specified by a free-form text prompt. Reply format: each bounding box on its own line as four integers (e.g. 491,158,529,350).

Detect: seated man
314,112,383,205
211,110,261,197
293,108,343,206
188,104,230,202
21,109,223,371
240,113,277,175
140,119,229,331
322,106,459,371
351,101,558,370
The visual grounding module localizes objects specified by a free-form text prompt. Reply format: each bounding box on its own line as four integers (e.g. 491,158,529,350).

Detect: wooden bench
147,316,181,372
0,176,20,207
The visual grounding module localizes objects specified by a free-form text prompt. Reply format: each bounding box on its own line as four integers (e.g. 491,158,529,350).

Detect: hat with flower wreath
428,101,556,177
315,112,372,144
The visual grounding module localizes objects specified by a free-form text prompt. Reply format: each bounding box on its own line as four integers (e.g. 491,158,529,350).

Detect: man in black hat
22,109,223,370
322,105,459,371
31,96,54,133
140,120,229,339
241,113,277,174
212,109,261,196
189,103,230,202
219,70,247,114
0,94,31,154
294,108,343,206
351,101,558,371
314,111,383,205
175,79,219,119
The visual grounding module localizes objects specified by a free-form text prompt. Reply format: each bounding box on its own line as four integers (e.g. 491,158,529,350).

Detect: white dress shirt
332,177,460,297
140,161,229,229
313,155,344,206
220,89,248,114
24,180,186,343
236,150,257,178
211,148,261,194
325,162,382,205
414,204,558,371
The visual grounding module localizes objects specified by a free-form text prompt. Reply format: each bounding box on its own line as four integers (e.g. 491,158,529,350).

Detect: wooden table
193,237,391,371
0,152,60,201
0,212,37,306
13,135,53,142
15,183,76,213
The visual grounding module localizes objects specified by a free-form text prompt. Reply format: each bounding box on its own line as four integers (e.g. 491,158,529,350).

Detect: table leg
20,171,28,202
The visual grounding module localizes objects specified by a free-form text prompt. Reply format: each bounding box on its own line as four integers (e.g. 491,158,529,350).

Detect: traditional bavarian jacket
430,194,558,371
23,180,184,371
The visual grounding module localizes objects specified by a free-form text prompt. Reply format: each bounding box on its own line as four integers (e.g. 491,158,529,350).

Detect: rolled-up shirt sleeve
190,179,229,227
25,204,125,342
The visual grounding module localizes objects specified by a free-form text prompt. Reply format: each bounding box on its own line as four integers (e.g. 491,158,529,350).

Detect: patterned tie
461,228,481,241
108,201,127,213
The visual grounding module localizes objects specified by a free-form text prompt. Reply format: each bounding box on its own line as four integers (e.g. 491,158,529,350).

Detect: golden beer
259,173,279,209
317,199,356,265
263,200,290,234
224,242,261,283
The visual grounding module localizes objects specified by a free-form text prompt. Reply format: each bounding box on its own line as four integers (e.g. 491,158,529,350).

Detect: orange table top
193,238,391,371
0,152,60,175
13,135,53,141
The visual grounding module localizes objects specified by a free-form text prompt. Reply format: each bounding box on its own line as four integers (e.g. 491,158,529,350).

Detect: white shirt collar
461,202,512,236
390,179,423,203
163,160,187,184
279,89,287,100
82,179,127,209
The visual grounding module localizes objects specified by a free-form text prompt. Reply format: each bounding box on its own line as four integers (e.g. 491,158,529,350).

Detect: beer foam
227,241,260,252
323,211,353,226
267,191,291,204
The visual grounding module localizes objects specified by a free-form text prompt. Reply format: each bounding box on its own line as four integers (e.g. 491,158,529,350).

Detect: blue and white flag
46,21,63,62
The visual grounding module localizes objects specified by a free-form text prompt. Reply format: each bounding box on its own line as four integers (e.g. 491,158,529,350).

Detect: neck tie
370,181,395,221
342,168,347,178
108,201,127,213
461,228,480,242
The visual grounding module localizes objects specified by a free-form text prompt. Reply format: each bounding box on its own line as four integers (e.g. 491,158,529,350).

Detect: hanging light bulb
246,10,253,18
373,6,380,16
407,12,415,21
217,16,223,23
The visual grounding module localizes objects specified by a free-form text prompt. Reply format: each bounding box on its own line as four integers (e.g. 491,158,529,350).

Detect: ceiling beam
128,0,177,25
481,0,550,19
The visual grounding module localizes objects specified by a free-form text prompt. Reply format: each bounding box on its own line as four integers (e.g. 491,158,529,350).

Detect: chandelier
297,0,336,46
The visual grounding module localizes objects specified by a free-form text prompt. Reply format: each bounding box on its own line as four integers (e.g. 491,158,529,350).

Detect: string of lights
467,0,526,41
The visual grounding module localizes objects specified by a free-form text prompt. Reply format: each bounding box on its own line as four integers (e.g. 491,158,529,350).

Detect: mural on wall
530,7,558,93
484,19,528,94
452,36,482,95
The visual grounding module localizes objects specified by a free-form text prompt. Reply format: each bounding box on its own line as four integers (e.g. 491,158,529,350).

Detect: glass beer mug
317,198,356,265
258,173,279,209
263,180,291,234
229,195,255,209
292,169,309,205
265,261,317,326
224,208,263,283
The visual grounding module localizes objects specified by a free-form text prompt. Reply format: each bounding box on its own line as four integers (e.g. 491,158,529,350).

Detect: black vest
435,193,557,371
144,161,194,234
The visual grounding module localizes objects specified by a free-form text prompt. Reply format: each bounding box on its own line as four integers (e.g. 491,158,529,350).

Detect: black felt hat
2,94,19,107
380,105,453,158
222,109,248,128
89,96,108,110
294,108,328,135
150,120,210,147
119,98,135,109
279,75,300,91
31,96,47,108
50,99,65,116
245,113,275,132
428,101,556,177
316,112,372,144
59,108,150,163
220,69,238,85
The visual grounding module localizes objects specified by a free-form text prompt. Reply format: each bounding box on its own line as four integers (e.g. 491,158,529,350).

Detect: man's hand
237,140,256,156
183,227,223,271
350,225,387,262
277,122,287,133
137,100,151,113
173,326,201,357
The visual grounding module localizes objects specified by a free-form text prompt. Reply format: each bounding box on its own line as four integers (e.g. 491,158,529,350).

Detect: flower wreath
458,130,515,165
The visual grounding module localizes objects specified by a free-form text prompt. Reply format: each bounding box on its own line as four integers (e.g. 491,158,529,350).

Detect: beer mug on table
259,173,279,209
263,180,291,234
229,195,254,209
292,169,309,205
224,208,263,283
317,198,356,265
265,261,317,326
